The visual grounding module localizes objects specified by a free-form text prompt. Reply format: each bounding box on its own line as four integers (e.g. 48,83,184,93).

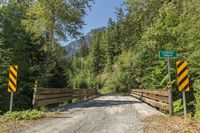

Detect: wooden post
128,84,130,90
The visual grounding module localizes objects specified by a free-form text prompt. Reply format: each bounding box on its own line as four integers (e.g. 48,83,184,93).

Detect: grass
142,115,200,133
1,110,45,120
0,110,45,132
72,98,80,103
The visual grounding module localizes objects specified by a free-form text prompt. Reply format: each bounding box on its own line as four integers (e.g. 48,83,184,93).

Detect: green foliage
90,32,106,75
173,99,183,116
2,110,45,120
193,80,200,118
22,0,93,41
103,51,134,92
72,98,80,103
99,87,116,95
69,56,100,89
0,0,93,113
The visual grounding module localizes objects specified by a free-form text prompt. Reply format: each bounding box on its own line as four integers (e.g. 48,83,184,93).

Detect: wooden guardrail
129,89,169,112
33,88,97,108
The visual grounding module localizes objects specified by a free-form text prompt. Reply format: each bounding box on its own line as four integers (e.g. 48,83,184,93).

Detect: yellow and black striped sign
8,65,18,92
176,61,189,92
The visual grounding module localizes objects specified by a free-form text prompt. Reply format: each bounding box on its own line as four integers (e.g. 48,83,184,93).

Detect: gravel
8,95,164,133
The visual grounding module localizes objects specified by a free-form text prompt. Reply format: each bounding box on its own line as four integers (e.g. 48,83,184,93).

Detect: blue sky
63,0,125,45
82,0,125,34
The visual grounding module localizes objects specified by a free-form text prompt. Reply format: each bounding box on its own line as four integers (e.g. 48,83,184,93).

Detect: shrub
103,51,134,93
99,87,116,94
193,80,200,118
2,110,45,120
173,99,183,116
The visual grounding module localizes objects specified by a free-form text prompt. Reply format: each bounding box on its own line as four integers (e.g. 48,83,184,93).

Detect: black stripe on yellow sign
176,61,189,92
8,66,18,92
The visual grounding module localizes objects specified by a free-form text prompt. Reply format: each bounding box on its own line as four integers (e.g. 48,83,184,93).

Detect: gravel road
9,95,164,133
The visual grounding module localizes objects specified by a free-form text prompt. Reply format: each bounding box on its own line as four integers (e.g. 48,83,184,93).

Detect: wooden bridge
7,87,171,133
33,87,170,113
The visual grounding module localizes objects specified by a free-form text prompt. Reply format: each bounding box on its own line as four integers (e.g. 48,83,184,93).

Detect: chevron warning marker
8,65,18,92
176,61,189,92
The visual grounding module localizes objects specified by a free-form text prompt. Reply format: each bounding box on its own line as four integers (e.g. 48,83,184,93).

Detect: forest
1,0,200,118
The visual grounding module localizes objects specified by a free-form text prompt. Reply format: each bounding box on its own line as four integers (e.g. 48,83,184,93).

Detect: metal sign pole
9,91,14,112
97,84,99,91
167,57,173,115
182,90,187,117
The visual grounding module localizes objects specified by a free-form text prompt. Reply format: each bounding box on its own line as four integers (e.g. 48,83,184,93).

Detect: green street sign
159,51,177,58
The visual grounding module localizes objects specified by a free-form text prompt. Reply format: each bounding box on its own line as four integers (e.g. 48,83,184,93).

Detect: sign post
167,57,173,115
182,90,187,117
9,91,14,112
176,61,190,118
8,65,18,112
159,51,177,115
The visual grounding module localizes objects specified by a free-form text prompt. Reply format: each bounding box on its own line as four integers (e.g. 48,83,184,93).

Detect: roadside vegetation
1,110,45,120
0,110,45,132
0,0,93,113
143,115,200,133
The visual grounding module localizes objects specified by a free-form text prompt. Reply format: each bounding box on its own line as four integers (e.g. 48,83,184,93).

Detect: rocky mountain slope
63,27,105,56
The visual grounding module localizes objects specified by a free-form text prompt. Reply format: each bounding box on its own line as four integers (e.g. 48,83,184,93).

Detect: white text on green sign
159,51,177,58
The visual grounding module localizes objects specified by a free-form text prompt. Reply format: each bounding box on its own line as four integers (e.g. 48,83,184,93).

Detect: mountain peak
63,27,106,56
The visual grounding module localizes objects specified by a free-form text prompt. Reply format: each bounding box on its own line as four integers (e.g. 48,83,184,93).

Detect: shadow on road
49,95,142,112
83,100,142,107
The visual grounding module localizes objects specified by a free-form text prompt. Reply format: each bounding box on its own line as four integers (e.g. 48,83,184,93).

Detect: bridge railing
129,89,169,112
33,88,97,108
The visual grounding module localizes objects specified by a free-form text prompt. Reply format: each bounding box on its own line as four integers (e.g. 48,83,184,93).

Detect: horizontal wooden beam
35,93,73,101
35,88,74,95
131,92,169,104
130,89,168,97
33,88,97,108
130,93,169,111
34,97,72,108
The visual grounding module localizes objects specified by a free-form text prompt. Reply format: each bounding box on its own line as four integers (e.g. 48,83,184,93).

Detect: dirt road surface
8,95,164,133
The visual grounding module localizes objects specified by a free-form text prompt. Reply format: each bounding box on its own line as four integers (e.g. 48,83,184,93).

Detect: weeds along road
9,95,164,133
